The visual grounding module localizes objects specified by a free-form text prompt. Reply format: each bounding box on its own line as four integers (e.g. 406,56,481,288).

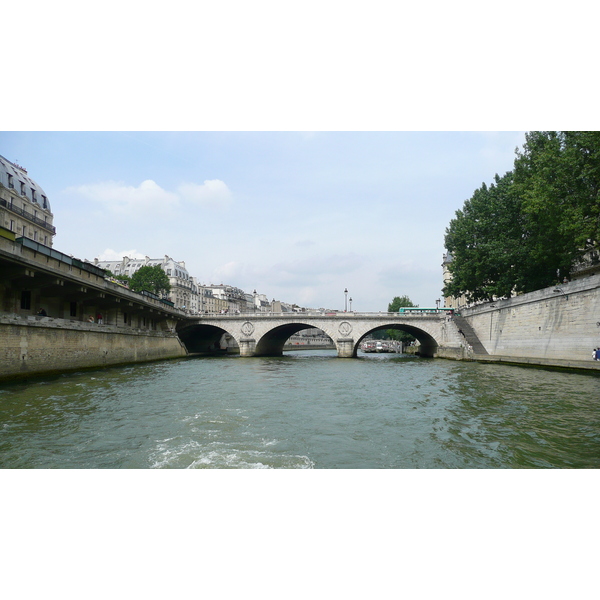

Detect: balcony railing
0,198,56,234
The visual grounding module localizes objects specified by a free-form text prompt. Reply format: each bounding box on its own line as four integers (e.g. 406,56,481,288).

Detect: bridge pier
336,338,355,358
238,338,256,357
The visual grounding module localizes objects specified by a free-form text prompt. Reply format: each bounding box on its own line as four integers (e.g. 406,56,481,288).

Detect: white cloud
177,179,232,208
64,179,179,216
211,261,244,283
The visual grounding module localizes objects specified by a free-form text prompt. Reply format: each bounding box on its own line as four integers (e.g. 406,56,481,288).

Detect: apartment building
0,155,55,246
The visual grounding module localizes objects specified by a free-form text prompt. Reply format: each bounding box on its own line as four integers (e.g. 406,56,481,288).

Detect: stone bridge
177,312,466,358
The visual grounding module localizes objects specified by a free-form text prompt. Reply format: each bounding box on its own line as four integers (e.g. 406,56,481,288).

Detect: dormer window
20,181,26,195
41,195,47,208
31,188,36,202
7,174,14,189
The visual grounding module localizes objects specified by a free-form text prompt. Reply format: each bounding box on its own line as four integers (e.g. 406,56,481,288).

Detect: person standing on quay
97,313,103,325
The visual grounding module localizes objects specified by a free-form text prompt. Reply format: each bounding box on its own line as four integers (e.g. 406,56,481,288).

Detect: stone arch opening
255,323,320,357
177,323,238,354
356,324,438,358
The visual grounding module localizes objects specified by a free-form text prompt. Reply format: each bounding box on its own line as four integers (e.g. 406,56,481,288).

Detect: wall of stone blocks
461,275,600,362
0,316,188,381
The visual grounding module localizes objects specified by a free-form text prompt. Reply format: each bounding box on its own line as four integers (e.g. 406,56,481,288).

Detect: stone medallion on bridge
241,321,255,336
338,321,353,336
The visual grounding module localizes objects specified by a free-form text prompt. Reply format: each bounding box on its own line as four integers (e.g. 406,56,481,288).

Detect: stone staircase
452,315,489,355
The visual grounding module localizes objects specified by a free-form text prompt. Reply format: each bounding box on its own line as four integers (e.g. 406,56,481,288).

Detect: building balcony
0,198,56,234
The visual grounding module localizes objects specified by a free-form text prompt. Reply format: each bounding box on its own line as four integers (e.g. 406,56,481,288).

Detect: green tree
513,131,600,287
129,265,171,296
444,171,525,302
104,269,131,285
386,295,417,343
388,295,417,312
444,131,600,302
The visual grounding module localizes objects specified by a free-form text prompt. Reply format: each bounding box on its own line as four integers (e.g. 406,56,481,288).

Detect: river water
2,349,599,469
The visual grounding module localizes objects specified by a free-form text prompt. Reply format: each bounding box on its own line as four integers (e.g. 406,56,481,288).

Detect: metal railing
0,198,56,233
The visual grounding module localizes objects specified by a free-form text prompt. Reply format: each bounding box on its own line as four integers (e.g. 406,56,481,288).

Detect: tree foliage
104,269,131,285
387,295,417,312
381,295,417,343
129,265,171,296
444,131,600,302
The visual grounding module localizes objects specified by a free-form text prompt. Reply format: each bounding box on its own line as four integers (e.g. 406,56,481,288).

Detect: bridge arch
253,323,322,356
177,322,238,354
355,323,438,358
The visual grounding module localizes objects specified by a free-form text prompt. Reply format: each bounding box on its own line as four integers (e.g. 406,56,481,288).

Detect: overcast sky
1,131,525,311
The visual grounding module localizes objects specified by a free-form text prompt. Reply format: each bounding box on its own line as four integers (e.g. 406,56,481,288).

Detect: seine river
1,349,599,469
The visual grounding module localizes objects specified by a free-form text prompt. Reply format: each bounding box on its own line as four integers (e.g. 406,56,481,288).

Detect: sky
1,131,526,311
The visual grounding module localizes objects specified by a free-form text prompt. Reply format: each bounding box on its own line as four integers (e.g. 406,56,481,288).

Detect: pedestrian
37,308,47,316
96,312,103,324
88,315,95,323
594,348,598,361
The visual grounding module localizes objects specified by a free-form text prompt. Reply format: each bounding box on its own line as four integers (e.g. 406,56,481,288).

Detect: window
31,188,36,202
20,182,25,195
7,174,14,189
34,231,38,241
21,291,31,310
10,220,14,231
42,195,47,208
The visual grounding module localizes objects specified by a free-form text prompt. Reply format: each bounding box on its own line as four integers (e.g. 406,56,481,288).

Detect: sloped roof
0,155,51,211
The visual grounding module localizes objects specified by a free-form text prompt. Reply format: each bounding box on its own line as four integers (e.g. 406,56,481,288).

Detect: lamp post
344,288,348,312
349,297,353,312
436,298,440,310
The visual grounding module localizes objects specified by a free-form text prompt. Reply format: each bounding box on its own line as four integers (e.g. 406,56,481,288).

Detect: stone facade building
94,255,199,313
204,284,248,313
442,252,468,309
0,155,55,247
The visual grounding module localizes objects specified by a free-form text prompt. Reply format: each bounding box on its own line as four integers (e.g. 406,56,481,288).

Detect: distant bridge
177,311,467,358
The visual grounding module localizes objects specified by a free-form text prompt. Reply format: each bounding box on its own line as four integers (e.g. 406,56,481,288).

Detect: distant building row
93,254,301,315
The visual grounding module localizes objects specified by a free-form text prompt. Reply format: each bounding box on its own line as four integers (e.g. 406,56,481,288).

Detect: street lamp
349,297,353,311
344,288,348,312
436,298,440,310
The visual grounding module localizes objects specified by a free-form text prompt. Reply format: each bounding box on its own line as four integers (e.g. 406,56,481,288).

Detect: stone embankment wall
460,274,600,369
0,314,188,381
